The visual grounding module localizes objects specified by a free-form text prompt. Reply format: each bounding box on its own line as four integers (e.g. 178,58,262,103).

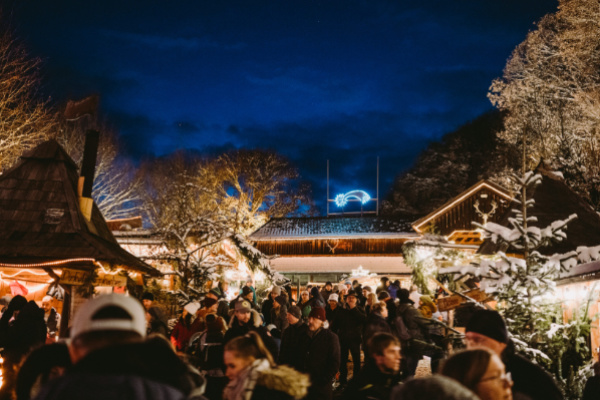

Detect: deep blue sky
6,0,557,213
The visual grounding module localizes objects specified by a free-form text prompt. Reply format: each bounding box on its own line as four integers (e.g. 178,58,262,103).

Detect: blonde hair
371,301,387,315
224,331,275,367
366,292,378,306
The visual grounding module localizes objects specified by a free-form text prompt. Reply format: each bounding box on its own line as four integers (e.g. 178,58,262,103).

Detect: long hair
439,348,494,392
224,331,275,367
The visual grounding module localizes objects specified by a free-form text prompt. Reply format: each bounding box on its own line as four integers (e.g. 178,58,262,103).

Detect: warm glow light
0,269,55,278
0,258,96,268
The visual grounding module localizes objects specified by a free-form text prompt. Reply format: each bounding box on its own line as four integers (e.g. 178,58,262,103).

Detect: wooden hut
0,139,160,337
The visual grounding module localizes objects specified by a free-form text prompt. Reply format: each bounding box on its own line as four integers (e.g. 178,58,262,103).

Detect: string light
0,269,56,278
0,258,95,268
335,190,372,207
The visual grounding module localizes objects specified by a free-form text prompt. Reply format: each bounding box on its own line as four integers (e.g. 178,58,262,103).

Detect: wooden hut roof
250,216,418,241
479,165,600,256
0,140,159,276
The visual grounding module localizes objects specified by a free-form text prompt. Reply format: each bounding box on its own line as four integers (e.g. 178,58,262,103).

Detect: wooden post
59,285,71,339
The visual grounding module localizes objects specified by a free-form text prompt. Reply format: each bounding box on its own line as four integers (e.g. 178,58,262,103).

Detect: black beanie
142,292,155,301
465,309,509,344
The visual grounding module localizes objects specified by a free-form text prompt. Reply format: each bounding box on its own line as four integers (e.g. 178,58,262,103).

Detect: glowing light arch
334,190,371,207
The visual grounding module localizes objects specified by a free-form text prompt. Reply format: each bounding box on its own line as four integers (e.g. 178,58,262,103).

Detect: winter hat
241,286,253,297
466,309,509,344
275,295,287,306
235,299,252,313
325,281,332,287
328,293,339,302
398,288,414,304
209,289,222,298
71,294,146,339
202,297,217,308
346,289,358,299
308,306,326,322
8,295,27,312
363,286,373,293
344,279,352,285
338,283,346,292
271,286,281,295
310,287,320,298
141,292,155,301
288,305,302,320
184,301,200,315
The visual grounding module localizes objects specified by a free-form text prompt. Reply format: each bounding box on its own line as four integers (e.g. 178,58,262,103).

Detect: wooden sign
60,269,127,287
437,289,490,312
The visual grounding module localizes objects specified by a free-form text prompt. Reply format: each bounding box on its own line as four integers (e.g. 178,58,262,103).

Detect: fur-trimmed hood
228,309,262,329
256,365,310,399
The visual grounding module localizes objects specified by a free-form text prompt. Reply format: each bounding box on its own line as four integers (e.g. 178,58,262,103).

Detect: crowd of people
0,277,595,399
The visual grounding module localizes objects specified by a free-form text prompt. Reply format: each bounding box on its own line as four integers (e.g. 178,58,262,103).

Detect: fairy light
335,190,371,207
0,269,56,278
0,258,96,268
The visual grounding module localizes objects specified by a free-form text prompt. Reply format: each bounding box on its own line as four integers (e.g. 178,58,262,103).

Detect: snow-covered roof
268,255,411,274
250,216,417,241
558,260,600,285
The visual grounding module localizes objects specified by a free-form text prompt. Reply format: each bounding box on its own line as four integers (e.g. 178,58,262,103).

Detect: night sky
6,0,557,213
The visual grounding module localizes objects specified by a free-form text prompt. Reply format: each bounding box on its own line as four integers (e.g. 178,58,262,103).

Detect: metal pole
327,159,330,217
376,157,379,216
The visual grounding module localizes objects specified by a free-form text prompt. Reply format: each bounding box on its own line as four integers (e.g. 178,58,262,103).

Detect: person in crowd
408,284,421,306
338,283,348,301
352,281,366,305
244,278,257,305
261,286,281,326
213,280,229,299
390,375,480,400
297,290,312,321
206,288,230,321
337,289,367,386
222,331,309,400
440,348,513,400
388,280,400,300
299,307,340,400
224,299,278,360
33,294,207,400
343,333,402,400
141,292,168,336
363,301,392,350
365,292,378,315
170,301,202,353
396,288,428,379
194,296,223,333
0,297,47,399
270,294,289,333
361,286,373,307
377,277,390,294
419,294,445,372
325,293,342,334
308,287,325,309
40,296,60,343
378,291,396,324
582,361,600,400
465,309,562,400
321,282,334,302
278,306,307,371
15,342,71,400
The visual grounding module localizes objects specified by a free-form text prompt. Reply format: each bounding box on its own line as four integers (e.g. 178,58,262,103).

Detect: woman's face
380,306,388,318
476,354,513,400
224,351,254,381
301,292,309,301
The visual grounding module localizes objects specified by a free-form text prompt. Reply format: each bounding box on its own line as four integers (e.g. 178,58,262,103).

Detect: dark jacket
34,337,207,400
582,375,600,400
337,305,367,343
384,298,397,325
325,304,342,334
297,300,312,321
502,342,563,400
279,320,308,370
320,288,333,302
216,299,230,322
4,301,46,362
270,305,289,332
343,361,402,400
300,327,340,398
147,307,168,337
44,308,60,337
224,309,278,360
363,312,392,349
261,297,275,325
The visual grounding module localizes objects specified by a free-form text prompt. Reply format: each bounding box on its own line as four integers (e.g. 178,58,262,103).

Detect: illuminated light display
334,190,371,207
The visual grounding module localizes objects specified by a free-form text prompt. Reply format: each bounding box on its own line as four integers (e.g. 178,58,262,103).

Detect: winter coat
224,309,279,360
363,312,392,349
383,298,397,325
300,328,340,393
270,305,288,332
320,288,333,302
147,307,168,337
308,287,325,309
171,315,202,352
387,284,399,300
250,365,310,400
582,375,600,400
44,308,60,337
336,305,367,344
502,341,563,400
34,337,208,400
325,304,342,334
4,301,47,363
216,299,230,322
342,361,402,400
279,320,308,370
261,298,275,326
296,301,312,321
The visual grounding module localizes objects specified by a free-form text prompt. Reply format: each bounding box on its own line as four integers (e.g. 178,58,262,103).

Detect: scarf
223,358,271,400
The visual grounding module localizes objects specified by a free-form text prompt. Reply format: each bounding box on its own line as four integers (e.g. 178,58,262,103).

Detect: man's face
362,289,368,298
326,284,332,291
41,300,52,313
328,300,337,309
465,331,507,356
142,299,153,310
307,317,323,331
346,295,357,308
301,292,309,302
374,344,401,373
286,313,299,325
235,310,251,324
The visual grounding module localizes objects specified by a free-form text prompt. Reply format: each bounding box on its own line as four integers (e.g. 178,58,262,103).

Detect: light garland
0,258,96,268
334,190,372,207
0,269,56,278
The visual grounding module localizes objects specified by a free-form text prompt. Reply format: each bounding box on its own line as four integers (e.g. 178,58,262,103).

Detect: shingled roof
479,165,600,256
250,216,418,240
0,140,159,276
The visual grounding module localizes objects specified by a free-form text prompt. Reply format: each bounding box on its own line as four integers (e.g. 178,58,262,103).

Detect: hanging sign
59,269,127,287
437,289,490,312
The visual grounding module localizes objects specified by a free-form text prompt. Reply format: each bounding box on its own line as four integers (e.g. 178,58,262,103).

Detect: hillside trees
0,25,55,172
489,0,600,209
